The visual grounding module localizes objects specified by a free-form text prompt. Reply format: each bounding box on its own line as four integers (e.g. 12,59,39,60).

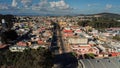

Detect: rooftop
78,57,120,68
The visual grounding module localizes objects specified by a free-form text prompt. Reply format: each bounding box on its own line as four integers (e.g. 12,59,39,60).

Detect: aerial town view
0,0,120,68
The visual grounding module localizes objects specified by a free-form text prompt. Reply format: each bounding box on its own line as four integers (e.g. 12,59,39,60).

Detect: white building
9,46,28,52
68,38,88,44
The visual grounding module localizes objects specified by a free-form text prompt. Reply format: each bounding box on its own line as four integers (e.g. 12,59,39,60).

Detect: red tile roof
63,33,73,37
0,44,7,49
17,42,27,46
63,30,73,33
37,40,44,45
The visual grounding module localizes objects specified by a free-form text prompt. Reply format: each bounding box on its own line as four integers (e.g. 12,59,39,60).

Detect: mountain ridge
0,12,120,17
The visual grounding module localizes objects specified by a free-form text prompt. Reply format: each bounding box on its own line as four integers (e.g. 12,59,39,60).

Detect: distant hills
0,12,120,18
96,12,120,15
94,12,120,18
75,12,120,19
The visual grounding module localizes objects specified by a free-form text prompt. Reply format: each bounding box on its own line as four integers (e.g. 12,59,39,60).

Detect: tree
0,48,54,68
1,30,18,44
0,15,14,29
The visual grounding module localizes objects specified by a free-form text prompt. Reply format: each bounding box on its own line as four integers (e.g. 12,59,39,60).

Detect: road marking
110,59,119,68
79,60,85,68
99,60,107,68
87,59,94,68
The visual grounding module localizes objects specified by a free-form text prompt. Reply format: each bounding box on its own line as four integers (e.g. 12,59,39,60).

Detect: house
0,43,7,49
110,52,119,57
63,33,74,37
74,29,82,34
63,27,74,37
63,29,73,33
59,21,67,27
71,44,99,55
97,45,106,52
37,40,44,45
30,44,41,49
68,38,88,44
89,41,96,45
9,46,28,52
17,41,27,46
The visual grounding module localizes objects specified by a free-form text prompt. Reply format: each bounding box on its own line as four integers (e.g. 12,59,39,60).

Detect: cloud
21,0,32,8
0,0,74,15
0,1,20,11
106,4,112,9
0,4,9,9
32,0,48,10
12,0,17,7
38,0,48,7
32,0,72,11
50,0,70,10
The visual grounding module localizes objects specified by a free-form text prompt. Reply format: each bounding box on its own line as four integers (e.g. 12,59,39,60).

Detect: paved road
57,25,67,53
50,22,78,68
50,22,59,54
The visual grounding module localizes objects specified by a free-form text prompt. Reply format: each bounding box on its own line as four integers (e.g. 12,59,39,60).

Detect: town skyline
0,0,120,15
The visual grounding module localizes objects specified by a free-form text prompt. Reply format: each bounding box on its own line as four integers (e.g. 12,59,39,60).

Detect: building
9,46,28,52
78,57,120,68
71,44,99,55
1,19,8,29
68,38,88,44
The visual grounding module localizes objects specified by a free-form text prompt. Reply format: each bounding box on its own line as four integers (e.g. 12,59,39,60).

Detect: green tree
0,48,53,68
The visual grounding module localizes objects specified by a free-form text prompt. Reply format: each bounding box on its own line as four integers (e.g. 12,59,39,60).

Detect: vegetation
71,52,77,57
1,30,18,44
112,35,120,41
0,48,54,68
77,13,120,29
78,19,120,29
87,53,95,58
0,14,14,29
84,53,95,59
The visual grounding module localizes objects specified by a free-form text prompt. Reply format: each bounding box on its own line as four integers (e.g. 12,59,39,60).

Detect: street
50,22,78,68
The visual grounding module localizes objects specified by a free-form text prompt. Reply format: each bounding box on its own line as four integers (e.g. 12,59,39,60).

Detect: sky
0,0,120,15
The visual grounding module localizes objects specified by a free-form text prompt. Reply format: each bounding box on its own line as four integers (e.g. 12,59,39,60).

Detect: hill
94,12,120,19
